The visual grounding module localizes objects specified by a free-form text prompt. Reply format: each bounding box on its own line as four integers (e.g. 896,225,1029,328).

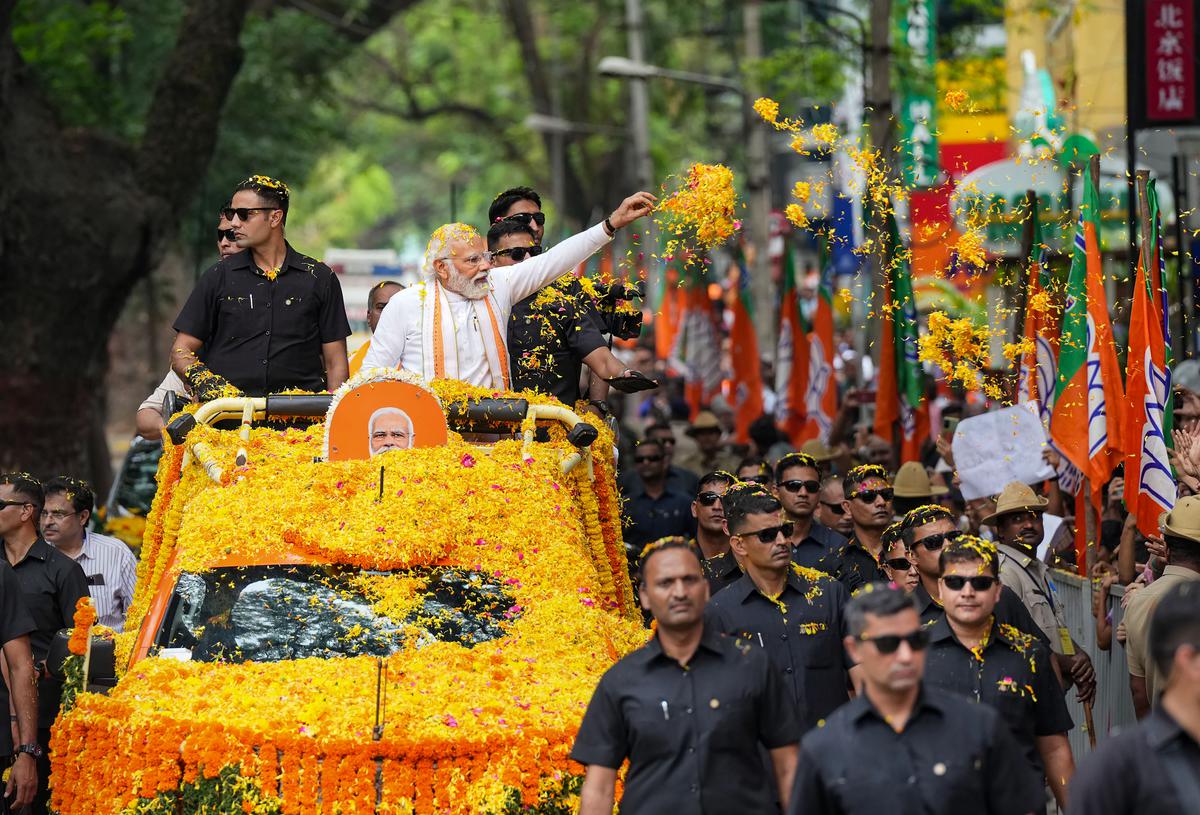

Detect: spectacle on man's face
908,517,958,578
846,607,926,693
369,411,414,456
692,482,729,533
634,443,667,480
817,480,854,535
884,540,919,591
491,232,539,268
844,476,894,530
216,216,239,260
227,190,281,249
776,464,821,519
501,199,544,243
938,559,1001,627
729,510,793,571
436,236,493,300
40,493,85,543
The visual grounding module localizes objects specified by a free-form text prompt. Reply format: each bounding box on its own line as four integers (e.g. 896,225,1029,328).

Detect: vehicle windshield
155,564,517,663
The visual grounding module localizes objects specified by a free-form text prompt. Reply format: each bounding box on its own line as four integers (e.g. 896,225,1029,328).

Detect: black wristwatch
15,743,42,759
589,399,611,416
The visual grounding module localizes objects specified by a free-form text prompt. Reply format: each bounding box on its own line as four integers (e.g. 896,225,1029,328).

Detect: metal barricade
1050,571,1136,759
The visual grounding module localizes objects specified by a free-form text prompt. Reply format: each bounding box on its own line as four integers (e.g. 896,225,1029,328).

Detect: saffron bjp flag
655,268,684,361
777,244,810,444
1050,161,1125,496
1123,178,1175,535
874,211,928,462
729,248,764,443
803,234,838,443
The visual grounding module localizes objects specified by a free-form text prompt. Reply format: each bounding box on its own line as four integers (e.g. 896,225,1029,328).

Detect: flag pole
1010,190,1037,402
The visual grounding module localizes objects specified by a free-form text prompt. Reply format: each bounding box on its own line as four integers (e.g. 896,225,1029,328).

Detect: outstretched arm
500,192,657,303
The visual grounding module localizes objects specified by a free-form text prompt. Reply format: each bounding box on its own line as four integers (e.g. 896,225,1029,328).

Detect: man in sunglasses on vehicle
789,582,1043,815
171,175,352,399
774,453,847,576
708,484,856,732
486,216,643,408
924,536,1075,812
900,505,1051,644
987,481,1096,707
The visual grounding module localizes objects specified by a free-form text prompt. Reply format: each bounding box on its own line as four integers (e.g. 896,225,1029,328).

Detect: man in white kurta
363,191,655,387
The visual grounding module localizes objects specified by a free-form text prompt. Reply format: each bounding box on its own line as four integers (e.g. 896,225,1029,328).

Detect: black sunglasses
0,500,30,510
737,522,795,544
860,629,929,654
941,575,998,591
696,491,722,507
221,206,279,222
634,454,663,464
884,557,912,571
820,501,846,515
494,245,544,262
504,211,546,227
914,530,962,551
780,479,821,494
742,474,771,485
850,488,893,504
216,228,237,242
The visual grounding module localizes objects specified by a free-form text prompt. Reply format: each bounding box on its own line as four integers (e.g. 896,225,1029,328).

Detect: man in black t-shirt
170,175,351,398
0,474,85,814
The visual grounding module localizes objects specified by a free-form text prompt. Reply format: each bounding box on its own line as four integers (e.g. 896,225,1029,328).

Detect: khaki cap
686,411,722,436
1161,495,1200,543
800,438,835,462
981,481,1049,526
893,461,949,498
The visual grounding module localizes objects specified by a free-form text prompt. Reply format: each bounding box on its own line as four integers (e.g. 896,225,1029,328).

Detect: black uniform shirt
924,616,1073,776
702,550,741,596
827,535,889,592
1068,706,1200,815
173,244,351,395
2,539,88,727
0,561,35,755
621,483,696,558
571,623,800,814
789,684,1044,815
508,277,608,405
913,580,1052,647
707,567,852,731
790,521,847,576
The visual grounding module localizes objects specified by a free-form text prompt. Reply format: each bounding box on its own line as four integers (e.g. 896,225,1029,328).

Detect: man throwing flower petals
363,191,656,387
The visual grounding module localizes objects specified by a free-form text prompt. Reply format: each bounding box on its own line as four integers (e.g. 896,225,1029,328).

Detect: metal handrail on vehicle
166,394,600,483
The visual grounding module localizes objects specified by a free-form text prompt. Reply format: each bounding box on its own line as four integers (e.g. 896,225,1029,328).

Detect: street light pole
742,0,776,360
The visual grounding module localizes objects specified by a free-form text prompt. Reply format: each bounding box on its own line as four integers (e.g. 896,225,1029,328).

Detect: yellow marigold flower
1003,338,1034,364
954,229,987,268
753,97,780,124
784,203,809,228
1027,290,1052,314
656,163,740,253
944,89,970,112
837,287,854,304
792,181,812,203
811,123,839,146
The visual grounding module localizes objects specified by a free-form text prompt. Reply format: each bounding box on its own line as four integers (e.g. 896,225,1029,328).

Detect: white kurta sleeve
496,223,613,304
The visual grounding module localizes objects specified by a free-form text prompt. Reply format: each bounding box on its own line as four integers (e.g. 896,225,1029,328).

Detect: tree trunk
0,0,251,481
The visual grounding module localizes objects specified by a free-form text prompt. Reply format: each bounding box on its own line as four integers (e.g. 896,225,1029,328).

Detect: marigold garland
54,382,643,814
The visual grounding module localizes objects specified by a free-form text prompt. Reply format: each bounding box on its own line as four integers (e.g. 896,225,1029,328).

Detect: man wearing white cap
362,192,655,386
986,481,1096,705
1125,495,1200,718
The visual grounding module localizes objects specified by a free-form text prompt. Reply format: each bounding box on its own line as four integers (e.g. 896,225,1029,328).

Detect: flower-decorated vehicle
50,370,645,814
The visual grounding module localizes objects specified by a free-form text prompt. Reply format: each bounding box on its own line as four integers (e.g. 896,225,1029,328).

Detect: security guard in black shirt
1069,582,1200,814
690,471,741,595
789,582,1044,815
902,505,1052,647
774,452,848,575
923,536,1075,810
171,175,351,398
707,484,856,731
572,538,801,814
826,465,893,591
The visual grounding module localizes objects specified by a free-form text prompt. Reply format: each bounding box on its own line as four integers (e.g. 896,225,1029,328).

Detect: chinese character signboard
1129,0,1200,127
897,0,938,188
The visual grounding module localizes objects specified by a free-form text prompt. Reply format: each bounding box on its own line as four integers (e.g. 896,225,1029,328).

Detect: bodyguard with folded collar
573,538,801,814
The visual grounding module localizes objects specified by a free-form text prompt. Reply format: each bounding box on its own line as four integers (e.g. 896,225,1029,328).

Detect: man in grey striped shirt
40,478,136,632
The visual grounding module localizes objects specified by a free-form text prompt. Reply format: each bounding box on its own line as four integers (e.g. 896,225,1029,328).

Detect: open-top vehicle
50,370,644,814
